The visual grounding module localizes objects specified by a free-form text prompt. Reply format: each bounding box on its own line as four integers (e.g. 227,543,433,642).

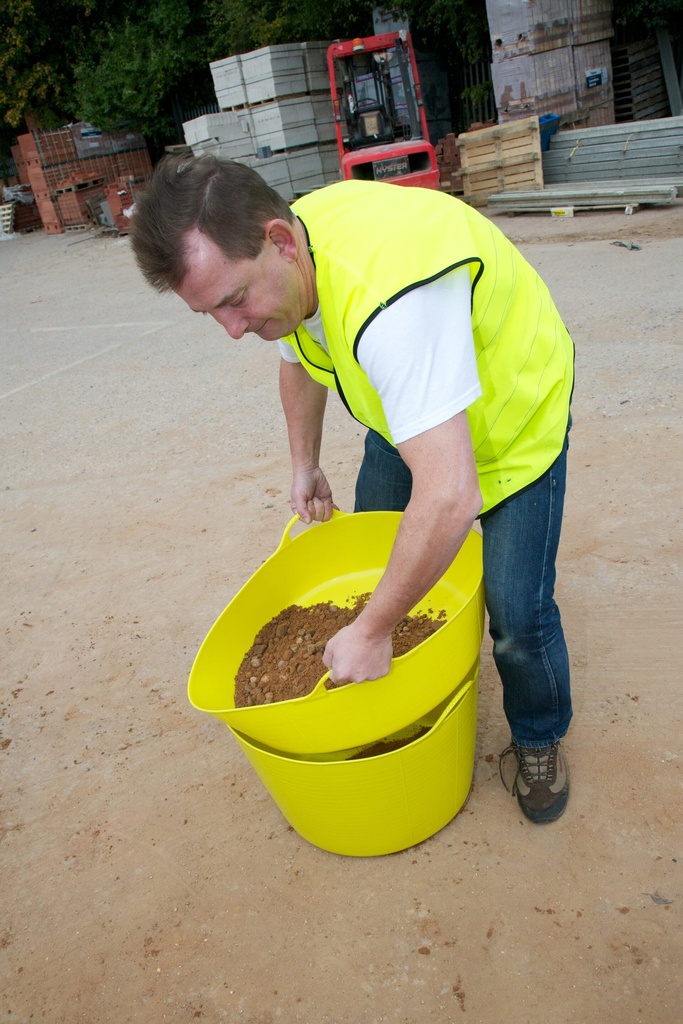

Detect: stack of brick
104,179,138,234
0,181,42,233
55,174,105,229
184,42,340,202
435,134,463,193
11,201,43,233
11,123,152,233
485,0,615,128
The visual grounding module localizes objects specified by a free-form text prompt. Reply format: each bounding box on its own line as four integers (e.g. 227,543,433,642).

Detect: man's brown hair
130,154,294,292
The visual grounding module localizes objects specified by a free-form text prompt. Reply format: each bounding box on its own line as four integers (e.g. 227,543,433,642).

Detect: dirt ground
233,598,444,706
1,198,682,1024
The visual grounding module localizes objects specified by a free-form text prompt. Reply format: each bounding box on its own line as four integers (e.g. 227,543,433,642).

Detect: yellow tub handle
275,508,349,552
272,509,357,696
433,673,476,728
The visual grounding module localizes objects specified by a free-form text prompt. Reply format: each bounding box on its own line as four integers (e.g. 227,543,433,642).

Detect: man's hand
322,620,393,685
321,412,482,685
279,359,335,524
290,467,335,524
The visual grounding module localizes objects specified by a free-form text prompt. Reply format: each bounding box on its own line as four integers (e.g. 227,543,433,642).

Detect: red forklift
327,31,440,189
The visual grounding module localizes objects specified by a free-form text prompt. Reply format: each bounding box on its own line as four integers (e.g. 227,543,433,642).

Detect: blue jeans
354,428,572,748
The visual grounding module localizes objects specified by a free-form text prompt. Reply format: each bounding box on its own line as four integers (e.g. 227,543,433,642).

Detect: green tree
614,0,683,31
73,0,212,141
206,0,376,58
0,0,104,129
406,0,490,63
205,0,489,63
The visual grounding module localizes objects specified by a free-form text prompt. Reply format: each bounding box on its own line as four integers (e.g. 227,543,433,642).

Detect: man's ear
265,219,298,261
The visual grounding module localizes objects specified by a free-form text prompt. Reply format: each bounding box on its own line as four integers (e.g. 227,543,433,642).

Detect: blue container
539,113,561,152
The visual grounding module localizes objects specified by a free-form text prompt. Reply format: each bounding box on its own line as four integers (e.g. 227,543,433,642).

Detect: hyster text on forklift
327,31,440,189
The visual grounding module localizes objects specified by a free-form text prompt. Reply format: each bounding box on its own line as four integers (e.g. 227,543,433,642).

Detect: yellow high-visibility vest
284,180,574,513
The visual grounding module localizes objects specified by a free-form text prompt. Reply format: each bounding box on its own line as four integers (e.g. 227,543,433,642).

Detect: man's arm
279,357,334,524
322,409,482,684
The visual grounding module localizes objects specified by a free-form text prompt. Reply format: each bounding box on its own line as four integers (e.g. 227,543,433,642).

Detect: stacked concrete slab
486,0,616,128
542,115,683,185
184,42,340,202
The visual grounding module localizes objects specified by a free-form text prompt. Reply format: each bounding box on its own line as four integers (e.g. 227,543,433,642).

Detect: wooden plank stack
456,116,543,205
611,39,670,122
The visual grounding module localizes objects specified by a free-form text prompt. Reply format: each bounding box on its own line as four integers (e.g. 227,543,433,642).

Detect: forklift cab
327,32,440,189
336,44,411,151
347,101,395,149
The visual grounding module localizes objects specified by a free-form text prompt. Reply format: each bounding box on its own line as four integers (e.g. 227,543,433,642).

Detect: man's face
176,224,309,341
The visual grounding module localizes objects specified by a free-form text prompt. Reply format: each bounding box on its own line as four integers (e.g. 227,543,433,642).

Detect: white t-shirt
278,266,482,445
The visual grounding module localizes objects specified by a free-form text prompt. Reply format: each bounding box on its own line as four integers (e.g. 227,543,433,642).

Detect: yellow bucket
188,511,484,754
229,667,479,856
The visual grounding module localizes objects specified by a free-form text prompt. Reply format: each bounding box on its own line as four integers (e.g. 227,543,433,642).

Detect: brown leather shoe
499,741,569,824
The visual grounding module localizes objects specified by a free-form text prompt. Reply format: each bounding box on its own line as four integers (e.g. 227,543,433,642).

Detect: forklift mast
327,31,440,189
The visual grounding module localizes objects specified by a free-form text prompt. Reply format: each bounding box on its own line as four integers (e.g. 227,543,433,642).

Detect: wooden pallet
0,201,14,233
456,117,543,206
612,39,669,122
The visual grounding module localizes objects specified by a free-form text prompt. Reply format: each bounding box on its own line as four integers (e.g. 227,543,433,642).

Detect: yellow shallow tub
230,668,479,857
189,511,484,754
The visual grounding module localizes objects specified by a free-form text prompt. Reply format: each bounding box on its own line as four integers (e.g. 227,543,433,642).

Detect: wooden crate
456,116,543,205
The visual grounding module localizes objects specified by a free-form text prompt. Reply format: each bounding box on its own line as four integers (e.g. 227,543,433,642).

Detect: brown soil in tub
234,596,446,707
346,726,431,760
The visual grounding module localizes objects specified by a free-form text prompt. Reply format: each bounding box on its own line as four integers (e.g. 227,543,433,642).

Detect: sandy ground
1,199,682,1024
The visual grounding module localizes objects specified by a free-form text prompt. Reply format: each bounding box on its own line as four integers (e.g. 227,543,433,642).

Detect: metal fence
460,58,497,127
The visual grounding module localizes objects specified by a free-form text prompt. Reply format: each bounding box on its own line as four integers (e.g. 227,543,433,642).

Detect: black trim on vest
333,370,356,421
291,213,334,375
292,329,335,375
293,210,487,434
352,257,485,361
293,333,367,436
